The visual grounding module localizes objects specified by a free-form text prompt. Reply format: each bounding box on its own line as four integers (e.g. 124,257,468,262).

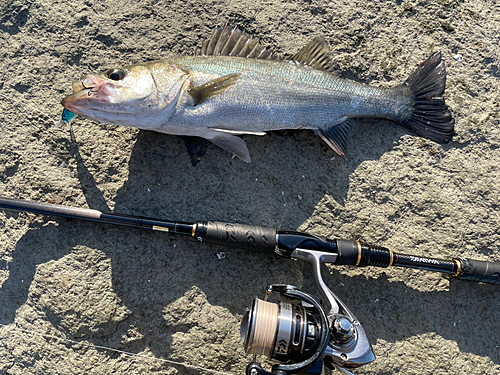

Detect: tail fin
400,51,454,144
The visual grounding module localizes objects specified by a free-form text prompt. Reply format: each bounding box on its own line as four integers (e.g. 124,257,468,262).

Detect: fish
61,25,454,164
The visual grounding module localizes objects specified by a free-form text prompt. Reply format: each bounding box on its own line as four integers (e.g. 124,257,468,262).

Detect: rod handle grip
196,221,276,253
454,258,500,285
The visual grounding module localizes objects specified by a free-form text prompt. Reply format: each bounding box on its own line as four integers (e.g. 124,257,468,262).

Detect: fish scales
61,25,454,163
165,56,408,131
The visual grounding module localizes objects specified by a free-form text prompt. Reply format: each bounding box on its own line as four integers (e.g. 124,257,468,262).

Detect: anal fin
204,130,251,162
314,119,354,156
188,73,241,106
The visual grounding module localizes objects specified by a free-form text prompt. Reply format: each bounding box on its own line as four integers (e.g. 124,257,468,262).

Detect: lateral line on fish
0,322,235,375
0,92,58,126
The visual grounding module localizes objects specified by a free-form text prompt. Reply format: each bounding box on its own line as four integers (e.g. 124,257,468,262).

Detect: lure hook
81,81,101,96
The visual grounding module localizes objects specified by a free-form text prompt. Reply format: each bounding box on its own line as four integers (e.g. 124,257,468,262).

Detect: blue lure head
61,108,77,124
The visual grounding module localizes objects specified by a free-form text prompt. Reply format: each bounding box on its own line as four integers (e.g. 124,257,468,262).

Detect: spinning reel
240,248,375,375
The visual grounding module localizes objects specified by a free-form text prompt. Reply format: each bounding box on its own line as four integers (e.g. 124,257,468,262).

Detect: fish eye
106,69,125,81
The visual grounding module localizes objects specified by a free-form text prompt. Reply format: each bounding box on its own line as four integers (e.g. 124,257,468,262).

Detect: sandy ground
0,0,499,374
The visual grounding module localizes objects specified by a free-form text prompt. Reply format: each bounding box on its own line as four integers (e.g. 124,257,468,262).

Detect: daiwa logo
246,230,256,246
225,224,236,241
277,339,288,353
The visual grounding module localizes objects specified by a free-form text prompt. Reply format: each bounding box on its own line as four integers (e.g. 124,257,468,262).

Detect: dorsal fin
290,37,333,71
195,25,278,60
194,26,333,71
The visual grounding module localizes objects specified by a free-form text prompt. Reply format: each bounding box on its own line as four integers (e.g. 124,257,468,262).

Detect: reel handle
246,362,285,375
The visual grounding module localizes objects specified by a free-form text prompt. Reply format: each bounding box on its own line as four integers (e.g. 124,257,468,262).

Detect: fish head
61,62,188,129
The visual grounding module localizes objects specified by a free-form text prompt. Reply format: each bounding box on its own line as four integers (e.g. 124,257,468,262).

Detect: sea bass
61,26,454,164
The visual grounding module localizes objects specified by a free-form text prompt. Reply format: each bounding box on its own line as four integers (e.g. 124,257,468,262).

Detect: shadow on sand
1,120,497,369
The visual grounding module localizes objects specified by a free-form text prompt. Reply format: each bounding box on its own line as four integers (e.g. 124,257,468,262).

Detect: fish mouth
61,90,135,116
61,74,110,114
60,91,138,127
61,90,94,113
61,90,87,113
68,74,103,95
61,92,122,114
60,91,163,129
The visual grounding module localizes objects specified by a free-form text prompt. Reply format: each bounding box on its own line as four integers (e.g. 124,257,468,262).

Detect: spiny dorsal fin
290,37,333,71
188,73,242,106
195,25,278,60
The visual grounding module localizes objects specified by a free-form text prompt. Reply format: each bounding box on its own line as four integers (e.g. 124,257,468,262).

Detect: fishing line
0,322,236,375
0,92,59,127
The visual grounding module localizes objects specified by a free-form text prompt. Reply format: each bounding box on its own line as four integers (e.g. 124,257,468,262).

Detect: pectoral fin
315,119,354,156
188,73,242,106
204,130,251,162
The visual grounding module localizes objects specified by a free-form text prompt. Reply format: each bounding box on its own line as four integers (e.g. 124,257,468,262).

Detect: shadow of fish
61,25,454,165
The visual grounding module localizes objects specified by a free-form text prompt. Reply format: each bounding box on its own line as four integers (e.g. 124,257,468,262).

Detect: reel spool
240,285,330,375
241,297,322,360
240,284,375,375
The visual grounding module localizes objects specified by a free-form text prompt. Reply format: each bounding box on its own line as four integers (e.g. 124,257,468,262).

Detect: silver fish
61,26,454,164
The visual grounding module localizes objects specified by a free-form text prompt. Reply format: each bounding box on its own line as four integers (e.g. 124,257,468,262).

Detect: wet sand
0,0,499,374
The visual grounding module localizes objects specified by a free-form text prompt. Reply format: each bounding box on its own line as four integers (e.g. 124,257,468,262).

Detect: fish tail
400,51,454,144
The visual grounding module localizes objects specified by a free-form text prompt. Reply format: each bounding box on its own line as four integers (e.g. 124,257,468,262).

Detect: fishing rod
1,196,499,375
1,196,498,284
